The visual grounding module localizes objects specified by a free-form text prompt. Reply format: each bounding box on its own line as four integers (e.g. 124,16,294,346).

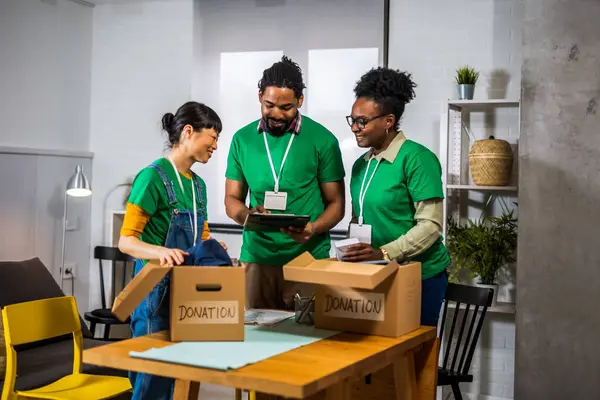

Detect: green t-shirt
226,115,346,266
350,140,450,279
128,157,208,249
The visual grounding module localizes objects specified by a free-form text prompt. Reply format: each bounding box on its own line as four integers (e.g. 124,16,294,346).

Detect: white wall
0,0,93,151
88,0,194,312
389,0,522,154
388,0,522,399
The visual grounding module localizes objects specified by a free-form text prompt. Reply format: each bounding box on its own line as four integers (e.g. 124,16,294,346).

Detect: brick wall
440,312,515,400
388,1,522,398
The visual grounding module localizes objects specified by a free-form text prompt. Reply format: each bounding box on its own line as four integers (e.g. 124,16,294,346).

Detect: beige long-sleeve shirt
381,199,443,261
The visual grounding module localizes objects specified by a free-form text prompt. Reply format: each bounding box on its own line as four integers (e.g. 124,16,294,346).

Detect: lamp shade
66,165,92,197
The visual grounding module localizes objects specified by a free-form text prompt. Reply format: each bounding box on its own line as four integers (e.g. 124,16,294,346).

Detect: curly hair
258,55,306,99
353,67,417,130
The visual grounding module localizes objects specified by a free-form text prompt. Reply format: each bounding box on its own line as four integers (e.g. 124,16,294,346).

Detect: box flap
112,262,172,321
283,252,399,290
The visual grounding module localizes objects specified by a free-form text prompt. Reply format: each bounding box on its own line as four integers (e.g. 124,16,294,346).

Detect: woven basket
469,136,514,186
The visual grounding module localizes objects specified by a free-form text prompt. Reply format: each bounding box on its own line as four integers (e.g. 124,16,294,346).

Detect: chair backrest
2,296,81,346
438,283,494,376
94,246,135,309
0,258,92,340
2,296,84,396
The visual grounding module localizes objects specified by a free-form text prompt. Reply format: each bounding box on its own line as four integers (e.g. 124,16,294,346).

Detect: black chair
84,246,135,340
437,283,494,400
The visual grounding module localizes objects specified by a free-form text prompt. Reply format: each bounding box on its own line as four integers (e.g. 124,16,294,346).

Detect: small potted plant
455,66,480,100
446,210,517,305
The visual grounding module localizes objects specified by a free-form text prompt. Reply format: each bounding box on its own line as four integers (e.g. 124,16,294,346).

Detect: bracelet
380,247,391,261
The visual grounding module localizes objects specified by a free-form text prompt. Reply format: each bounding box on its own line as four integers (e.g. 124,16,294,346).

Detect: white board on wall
305,47,380,229
195,48,380,230
194,50,283,225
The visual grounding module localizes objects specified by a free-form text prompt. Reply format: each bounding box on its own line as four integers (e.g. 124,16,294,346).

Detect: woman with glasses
342,67,450,327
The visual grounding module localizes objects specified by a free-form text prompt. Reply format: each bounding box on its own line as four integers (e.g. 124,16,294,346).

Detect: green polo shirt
349,132,450,279
226,115,345,266
127,157,209,265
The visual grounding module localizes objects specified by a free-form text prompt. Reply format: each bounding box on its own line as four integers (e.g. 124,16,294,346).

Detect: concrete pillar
517,0,600,398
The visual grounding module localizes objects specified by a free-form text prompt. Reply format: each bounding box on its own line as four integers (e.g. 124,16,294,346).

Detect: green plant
455,66,480,85
446,211,517,285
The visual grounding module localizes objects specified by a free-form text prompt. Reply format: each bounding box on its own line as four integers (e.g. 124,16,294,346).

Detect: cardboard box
112,262,245,342
283,252,421,337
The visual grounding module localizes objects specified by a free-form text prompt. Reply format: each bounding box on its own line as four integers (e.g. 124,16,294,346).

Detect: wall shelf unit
439,97,520,306
439,98,521,230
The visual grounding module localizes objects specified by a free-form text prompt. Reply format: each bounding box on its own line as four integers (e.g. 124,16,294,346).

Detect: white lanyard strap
167,156,198,244
358,156,381,225
263,132,295,193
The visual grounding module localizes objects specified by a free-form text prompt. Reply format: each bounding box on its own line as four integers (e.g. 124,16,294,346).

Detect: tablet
243,213,311,232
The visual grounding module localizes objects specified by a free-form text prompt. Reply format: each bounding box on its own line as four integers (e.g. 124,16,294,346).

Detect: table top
83,326,436,398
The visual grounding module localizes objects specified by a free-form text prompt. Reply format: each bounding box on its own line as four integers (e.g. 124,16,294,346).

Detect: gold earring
385,127,389,135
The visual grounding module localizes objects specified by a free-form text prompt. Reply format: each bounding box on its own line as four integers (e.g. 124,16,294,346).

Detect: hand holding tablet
243,213,311,233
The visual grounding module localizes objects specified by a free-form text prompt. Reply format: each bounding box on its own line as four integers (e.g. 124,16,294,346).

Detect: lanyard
263,132,295,193
167,156,198,244
358,156,380,226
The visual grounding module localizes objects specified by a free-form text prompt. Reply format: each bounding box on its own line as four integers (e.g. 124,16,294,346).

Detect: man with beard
225,56,345,310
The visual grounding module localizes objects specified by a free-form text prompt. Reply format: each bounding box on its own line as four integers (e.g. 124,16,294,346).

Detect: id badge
349,223,372,244
264,191,288,211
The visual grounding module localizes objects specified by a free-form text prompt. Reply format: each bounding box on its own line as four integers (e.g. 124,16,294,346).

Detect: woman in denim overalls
118,102,223,400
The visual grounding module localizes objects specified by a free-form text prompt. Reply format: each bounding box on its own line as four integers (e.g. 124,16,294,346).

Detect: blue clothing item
420,269,448,327
129,162,207,400
183,238,233,266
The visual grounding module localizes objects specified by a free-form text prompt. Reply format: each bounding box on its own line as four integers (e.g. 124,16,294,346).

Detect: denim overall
129,162,206,400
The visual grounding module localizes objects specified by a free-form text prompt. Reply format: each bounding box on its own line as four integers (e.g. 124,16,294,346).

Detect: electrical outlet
65,217,80,231
63,262,76,280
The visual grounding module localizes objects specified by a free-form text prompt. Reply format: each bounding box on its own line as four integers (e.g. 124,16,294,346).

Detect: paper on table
245,309,294,326
129,320,340,371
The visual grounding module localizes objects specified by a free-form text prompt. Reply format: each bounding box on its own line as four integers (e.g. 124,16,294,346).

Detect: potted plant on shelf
446,210,518,306
455,65,480,100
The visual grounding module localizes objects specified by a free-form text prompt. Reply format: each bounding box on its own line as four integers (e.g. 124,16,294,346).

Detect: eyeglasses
345,114,387,130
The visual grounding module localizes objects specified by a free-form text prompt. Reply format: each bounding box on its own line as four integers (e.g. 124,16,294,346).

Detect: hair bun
395,71,416,104
161,112,175,132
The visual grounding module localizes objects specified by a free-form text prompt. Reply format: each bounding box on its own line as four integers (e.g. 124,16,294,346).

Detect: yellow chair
1,296,132,400
234,389,256,400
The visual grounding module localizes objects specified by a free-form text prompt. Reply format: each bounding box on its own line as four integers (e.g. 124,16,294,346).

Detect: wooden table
83,327,439,400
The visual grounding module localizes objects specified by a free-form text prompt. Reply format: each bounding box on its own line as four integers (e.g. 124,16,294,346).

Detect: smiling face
349,97,395,149
259,86,303,135
180,126,219,164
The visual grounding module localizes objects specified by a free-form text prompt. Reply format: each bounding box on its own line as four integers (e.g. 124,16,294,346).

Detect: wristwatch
380,247,391,261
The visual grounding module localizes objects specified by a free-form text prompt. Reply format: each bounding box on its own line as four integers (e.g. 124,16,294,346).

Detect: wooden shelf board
448,99,520,108
446,184,518,191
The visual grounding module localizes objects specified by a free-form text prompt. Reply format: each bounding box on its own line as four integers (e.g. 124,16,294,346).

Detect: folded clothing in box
183,238,232,266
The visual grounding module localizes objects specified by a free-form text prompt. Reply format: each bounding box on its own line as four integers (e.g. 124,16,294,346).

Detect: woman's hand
342,243,384,262
219,241,228,252
156,247,189,266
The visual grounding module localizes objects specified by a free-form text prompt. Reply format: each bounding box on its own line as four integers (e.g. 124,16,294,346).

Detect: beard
264,117,291,136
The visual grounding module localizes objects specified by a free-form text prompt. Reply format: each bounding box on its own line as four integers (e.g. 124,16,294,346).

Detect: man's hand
250,205,270,214
282,222,314,244
342,243,383,262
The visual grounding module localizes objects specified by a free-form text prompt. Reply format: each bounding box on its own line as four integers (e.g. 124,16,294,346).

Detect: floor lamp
60,165,92,291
